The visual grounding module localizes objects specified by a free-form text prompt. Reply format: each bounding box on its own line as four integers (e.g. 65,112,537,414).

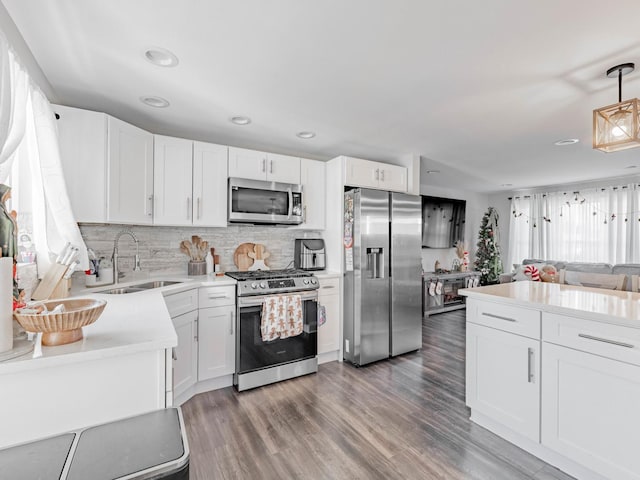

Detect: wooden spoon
181,240,193,260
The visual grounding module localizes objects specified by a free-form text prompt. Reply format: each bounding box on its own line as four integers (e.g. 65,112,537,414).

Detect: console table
423,271,481,316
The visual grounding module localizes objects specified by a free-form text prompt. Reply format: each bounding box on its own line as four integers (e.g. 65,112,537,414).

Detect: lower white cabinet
198,304,235,381
542,342,640,480
466,321,540,442
318,276,340,356
172,310,198,399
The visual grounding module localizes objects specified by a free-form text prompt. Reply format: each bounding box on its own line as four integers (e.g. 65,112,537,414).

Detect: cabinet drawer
543,312,640,366
467,299,541,339
199,286,235,308
164,289,198,317
318,277,339,295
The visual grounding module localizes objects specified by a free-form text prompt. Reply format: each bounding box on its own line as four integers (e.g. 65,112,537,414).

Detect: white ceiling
3,0,640,193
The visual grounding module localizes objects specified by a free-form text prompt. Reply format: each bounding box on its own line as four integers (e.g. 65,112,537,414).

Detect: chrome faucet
112,230,141,284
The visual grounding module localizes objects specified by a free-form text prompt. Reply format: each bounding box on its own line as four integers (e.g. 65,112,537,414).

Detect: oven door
237,291,318,374
228,177,303,225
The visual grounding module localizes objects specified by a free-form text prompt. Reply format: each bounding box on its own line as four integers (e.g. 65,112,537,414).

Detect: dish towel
261,294,303,342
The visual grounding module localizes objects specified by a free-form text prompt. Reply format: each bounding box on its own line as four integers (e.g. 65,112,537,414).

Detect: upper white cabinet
107,117,154,224
228,147,300,184
55,105,153,224
193,141,228,227
344,156,407,192
294,158,325,230
153,135,193,226
153,135,228,227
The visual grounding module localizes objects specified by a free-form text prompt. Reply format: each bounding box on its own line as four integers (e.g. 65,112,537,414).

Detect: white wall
420,184,490,272
0,2,56,99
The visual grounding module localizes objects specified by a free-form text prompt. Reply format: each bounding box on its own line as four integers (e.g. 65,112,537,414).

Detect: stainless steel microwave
228,177,303,225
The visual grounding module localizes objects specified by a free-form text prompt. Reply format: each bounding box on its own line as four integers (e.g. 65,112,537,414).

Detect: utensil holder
188,261,206,276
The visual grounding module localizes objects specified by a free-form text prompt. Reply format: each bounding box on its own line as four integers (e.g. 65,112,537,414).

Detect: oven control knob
259,283,266,289
303,279,309,285
251,282,257,289
310,278,317,285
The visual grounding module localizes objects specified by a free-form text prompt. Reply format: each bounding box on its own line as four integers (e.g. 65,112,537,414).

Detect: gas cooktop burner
227,269,318,296
226,269,312,281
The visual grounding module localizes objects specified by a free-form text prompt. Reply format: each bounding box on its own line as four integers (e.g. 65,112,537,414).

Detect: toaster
294,239,326,271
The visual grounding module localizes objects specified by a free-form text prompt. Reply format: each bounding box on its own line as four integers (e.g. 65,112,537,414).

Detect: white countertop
461,281,640,328
313,270,341,279
1,274,236,375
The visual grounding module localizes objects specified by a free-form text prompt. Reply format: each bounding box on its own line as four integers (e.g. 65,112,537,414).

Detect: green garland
474,207,503,285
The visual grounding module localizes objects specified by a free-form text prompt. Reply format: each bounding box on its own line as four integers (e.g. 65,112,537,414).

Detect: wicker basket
14,298,107,346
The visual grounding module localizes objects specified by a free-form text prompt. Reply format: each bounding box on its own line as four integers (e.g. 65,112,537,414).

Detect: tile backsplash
79,223,322,277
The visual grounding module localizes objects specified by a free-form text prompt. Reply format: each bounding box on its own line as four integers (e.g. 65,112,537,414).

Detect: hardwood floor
181,311,574,480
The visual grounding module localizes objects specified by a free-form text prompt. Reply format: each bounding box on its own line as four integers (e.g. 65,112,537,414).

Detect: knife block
32,264,70,300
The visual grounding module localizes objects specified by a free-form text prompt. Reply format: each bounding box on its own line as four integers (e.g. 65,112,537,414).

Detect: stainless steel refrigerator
343,188,423,366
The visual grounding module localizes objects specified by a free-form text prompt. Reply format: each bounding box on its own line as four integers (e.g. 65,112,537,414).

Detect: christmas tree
475,207,503,285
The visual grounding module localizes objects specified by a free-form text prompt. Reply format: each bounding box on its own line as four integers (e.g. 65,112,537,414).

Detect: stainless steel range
225,269,319,391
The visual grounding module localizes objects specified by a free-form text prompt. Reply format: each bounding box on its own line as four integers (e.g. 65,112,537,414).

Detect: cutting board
233,243,255,271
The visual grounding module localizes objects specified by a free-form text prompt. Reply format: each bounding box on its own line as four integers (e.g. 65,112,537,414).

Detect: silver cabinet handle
380,169,385,182
194,318,198,342
482,312,516,322
187,197,191,220
375,168,380,180
208,294,229,299
527,347,535,383
303,205,307,223
172,347,177,361
197,197,201,219
578,333,634,348
147,195,153,216
270,159,273,174
229,311,234,335
262,158,266,172
322,285,335,289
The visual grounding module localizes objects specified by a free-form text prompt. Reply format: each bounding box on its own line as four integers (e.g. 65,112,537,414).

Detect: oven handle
238,291,318,307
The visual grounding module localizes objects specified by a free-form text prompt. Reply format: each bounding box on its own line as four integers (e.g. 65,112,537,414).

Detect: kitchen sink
97,280,183,294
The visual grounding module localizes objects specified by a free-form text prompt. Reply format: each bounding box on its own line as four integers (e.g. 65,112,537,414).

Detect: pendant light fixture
593,63,640,152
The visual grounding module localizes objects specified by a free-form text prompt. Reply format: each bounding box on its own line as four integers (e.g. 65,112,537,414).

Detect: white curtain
508,185,640,267
0,31,88,273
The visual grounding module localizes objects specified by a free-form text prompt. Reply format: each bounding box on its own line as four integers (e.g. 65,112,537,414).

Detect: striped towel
261,294,303,341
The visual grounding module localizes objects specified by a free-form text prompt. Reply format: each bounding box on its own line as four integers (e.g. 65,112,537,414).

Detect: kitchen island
0,274,235,449
461,282,640,480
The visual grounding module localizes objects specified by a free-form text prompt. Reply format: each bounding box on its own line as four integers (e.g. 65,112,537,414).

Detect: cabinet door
172,310,198,400
54,105,108,223
294,158,325,230
198,305,236,381
466,322,540,442
318,284,340,355
344,157,380,189
379,163,407,192
228,147,267,180
107,116,154,224
153,135,193,226
193,141,228,227
542,343,640,480
266,153,301,184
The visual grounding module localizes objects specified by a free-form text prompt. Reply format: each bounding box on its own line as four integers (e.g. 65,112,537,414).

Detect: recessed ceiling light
426,170,440,174
144,47,179,67
501,183,513,187
554,138,580,146
230,116,251,125
140,96,170,108
296,131,316,139
625,165,638,169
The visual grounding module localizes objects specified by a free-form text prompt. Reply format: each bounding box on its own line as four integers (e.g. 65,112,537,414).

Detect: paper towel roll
0,257,14,353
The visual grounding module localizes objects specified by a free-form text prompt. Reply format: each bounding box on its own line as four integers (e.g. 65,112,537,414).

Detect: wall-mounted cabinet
228,147,301,184
55,105,154,224
153,135,228,227
293,158,325,230
344,156,407,192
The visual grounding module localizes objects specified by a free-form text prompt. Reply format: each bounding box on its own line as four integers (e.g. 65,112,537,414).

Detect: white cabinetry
542,312,640,480
55,105,154,224
466,299,541,442
198,286,236,381
317,276,340,361
228,147,301,184
154,136,228,227
295,158,325,230
164,289,199,404
344,156,407,192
